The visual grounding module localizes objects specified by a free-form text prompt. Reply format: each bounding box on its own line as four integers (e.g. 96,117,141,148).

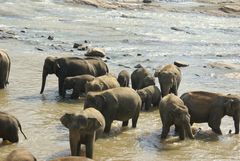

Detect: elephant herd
0,50,239,161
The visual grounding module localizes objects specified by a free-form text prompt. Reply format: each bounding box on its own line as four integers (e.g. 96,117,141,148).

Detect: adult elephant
85,74,120,93
63,74,95,99
84,87,141,133
154,64,181,97
40,56,108,96
0,50,11,89
181,91,240,135
159,94,194,140
131,67,155,90
6,149,36,161
0,112,27,143
60,108,105,159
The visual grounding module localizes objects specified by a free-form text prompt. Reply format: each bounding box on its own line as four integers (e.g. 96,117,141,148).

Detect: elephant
85,74,120,93
84,87,141,133
0,50,11,89
180,91,240,135
117,70,130,87
131,67,155,90
154,64,181,97
60,108,105,159
0,112,27,143
63,74,95,99
50,156,94,161
137,85,161,111
159,94,194,140
40,56,109,96
5,149,36,161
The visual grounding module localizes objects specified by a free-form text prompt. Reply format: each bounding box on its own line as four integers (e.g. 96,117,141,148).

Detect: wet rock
85,48,105,57
137,53,142,56
20,30,26,33
219,5,240,13
73,43,80,48
77,44,88,51
106,56,110,60
123,54,131,57
195,74,200,77
48,36,54,40
174,61,189,67
84,40,90,43
216,54,223,57
143,0,152,3
35,47,44,51
208,62,240,70
118,64,131,69
134,64,143,68
171,27,184,32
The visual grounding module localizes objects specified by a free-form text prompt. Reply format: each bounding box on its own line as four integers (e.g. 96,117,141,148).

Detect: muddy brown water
0,0,239,160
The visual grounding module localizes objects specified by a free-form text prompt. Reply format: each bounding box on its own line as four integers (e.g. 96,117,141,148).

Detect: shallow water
0,0,239,160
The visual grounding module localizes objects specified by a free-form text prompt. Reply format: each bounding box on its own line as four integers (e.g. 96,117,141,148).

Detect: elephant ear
60,113,75,129
224,99,235,116
94,95,106,112
87,117,102,132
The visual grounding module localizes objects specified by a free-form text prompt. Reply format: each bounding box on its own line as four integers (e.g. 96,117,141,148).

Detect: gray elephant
85,74,120,93
84,87,141,133
60,108,105,159
0,50,11,89
63,74,95,99
6,149,36,161
0,112,27,143
50,156,94,161
131,67,155,90
117,70,130,87
154,64,181,97
137,85,161,111
159,94,194,140
40,57,108,96
181,91,240,135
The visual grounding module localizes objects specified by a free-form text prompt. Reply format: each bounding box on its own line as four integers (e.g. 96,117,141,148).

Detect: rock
134,64,143,68
106,56,110,60
174,61,189,67
77,44,89,51
219,5,240,13
73,43,80,48
123,54,131,57
143,0,152,3
48,36,54,40
20,30,26,33
84,40,90,43
137,53,142,56
85,48,105,57
35,47,44,51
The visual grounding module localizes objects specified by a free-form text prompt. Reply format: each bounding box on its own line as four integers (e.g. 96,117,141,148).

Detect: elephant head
137,90,150,110
143,75,155,87
173,104,194,139
157,71,177,97
60,113,102,133
224,95,240,134
40,56,59,94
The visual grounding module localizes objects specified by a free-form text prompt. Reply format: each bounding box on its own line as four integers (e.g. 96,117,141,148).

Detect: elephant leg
145,97,151,111
178,126,185,140
58,77,65,96
104,120,113,133
69,130,81,156
161,124,170,139
122,120,129,127
208,118,222,135
174,125,180,134
85,134,95,159
71,89,80,99
233,114,239,134
132,111,139,128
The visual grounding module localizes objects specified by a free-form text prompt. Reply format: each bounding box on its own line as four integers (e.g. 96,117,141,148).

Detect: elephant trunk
184,122,194,139
40,69,48,94
161,85,170,98
233,114,239,134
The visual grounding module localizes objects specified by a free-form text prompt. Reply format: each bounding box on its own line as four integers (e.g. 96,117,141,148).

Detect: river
0,0,239,160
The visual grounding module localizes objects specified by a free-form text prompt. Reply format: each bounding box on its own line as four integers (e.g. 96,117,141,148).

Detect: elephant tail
17,119,27,139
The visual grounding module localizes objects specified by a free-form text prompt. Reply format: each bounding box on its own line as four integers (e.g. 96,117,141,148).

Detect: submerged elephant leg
85,134,95,159
58,77,65,96
209,117,222,135
69,130,81,156
122,120,129,127
178,126,185,140
161,124,170,139
132,111,139,128
104,120,112,133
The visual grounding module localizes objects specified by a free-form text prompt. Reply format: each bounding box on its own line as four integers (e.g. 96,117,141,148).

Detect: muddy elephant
159,94,194,140
0,50,11,89
6,149,36,161
60,108,105,159
137,85,161,111
117,70,130,87
154,64,181,97
40,56,108,96
50,156,94,161
63,74,95,99
0,112,27,143
84,87,142,133
85,74,120,93
131,67,155,90
181,91,240,135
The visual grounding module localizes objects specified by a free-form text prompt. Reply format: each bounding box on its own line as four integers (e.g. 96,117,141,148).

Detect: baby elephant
137,85,161,111
85,74,120,93
0,112,27,143
6,149,36,161
131,67,155,90
117,70,130,87
84,87,141,133
63,75,95,99
60,108,105,159
159,94,194,140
